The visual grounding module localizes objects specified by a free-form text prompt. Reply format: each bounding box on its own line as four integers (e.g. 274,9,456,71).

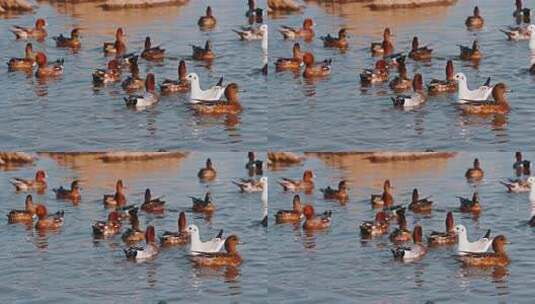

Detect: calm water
2,152,535,303
268,1,535,151
0,1,267,150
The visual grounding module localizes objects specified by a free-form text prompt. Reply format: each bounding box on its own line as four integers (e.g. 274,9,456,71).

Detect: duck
455,224,493,256
279,170,315,192
302,204,332,230
460,83,510,115
465,6,484,29
458,235,509,267
35,53,64,78
7,195,36,224
121,210,145,243
454,72,493,103
198,158,217,181
53,180,81,201
371,28,394,56
11,19,47,40
389,212,412,243
320,28,348,49
513,151,525,170
389,62,411,92
198,6,217,28
35,204,64,230
191,192,216,213
160,60,189,94
320,180,349,202
232,178,264,193
279,18,314,40
392,73,426,108
371,179,394,208
233,24,267,41
458,192,482,213
10,170,47,192
92,59,121,85
103,28,127,55
192,40,215,61
392,225,427,261
92,211,121,237
115,49,138,67
275,42,303,71
408,36,432,61
191,235,242,267
53,28,81,49
103,179,127,208
124,73,159,109
501,178,530,193
187,224,225,255
141,37,165,61
246,0,256,17
514,0,531,21
302,52,332,78
245,151,263,175
428,60,457,94
360,211,389,238
160,212,190,246
360,59,389,85
408,188,433,213
275,194,303,224
8,43,36,71
124,225,159,261
140,188,165,213
192,83,243,115
459,40,482,60
186,73,225,103
465,158,484,181
121,61,144,91
427,212,456,246
500,24,531,41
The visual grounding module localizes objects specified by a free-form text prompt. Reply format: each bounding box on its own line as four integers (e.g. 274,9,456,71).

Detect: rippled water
268,1,535,151
0,1,267,150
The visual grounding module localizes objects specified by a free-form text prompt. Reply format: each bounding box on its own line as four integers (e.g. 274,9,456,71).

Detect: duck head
303,18,314,30
224,83,240,103
25,194,34,210
178,60,187,79
412,73,424,91
292,194,303,213
303,204,315,220
71,28,80,38
491,83,508,104
473,6,480,17
145,73,156,92
445,60,454,81
446,211,454,232
413,225,423,243
411,36,419,51
206,6,213,17
303,170,315,182
145,225,156,243
25,43,34,58
35,170,47,182
35,204,48,219
178,211,187,232
144,36,152,49
35,18,46,29
302,52,315,66
35,52,47,67
225,235,240,253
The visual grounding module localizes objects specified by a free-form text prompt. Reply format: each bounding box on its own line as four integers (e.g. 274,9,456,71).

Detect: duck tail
483,229,491,239
216,229,224,239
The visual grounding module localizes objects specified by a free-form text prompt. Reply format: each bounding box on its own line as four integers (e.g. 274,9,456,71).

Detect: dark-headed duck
427,212,456,246
160,60,189,94
465,158,484,181
465,6,484,29
7,195,36,224
198,158,217,181
53,28,81,49
192,40,215,61
408,36,432,61
141,188,165,213
408,188,433,213
428,60,457,94
53,180,81,202
275,194,303,224
160,212,190,246
275,43,303,71
141,36,165,61
320,28,348,49
8,43,35,71
198,6,217,29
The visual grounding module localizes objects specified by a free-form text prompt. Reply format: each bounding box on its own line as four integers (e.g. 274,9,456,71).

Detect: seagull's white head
454,224,466,235
260,24,268,33
186,73,199,83
528,24,535,35
527,176,535,185
186,224,199,234
260,176,268,186
454,72,466,82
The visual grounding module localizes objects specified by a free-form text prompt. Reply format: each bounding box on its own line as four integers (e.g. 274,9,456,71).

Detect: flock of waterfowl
7,1,267,115
7,151,535,268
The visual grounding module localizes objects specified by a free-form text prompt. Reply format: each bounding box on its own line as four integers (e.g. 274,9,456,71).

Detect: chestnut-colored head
116,179,124,192
303,18,314,29
338,28,347,38
178,211,187,232
144,36,151,49
35,19,46,29
375,211,386,223
338,180,347,190
398,212,407,229
116,28,125,40
35,52,47,67
383,179,391,191
35,204,47,219
413,225,423,243
206,158,213,169
473,158,481,169
383,27,391,39
206,6,213,17
35,170,47,182
411,188,419,203
492,83,508,104
108,211,119,222
71,28,80,38
178,60,187,79
144,188,152,203
25,194,34,209
303,170,314,182
224,83,239,103
412,73,423,91
446,60,454,80
473,6,480,17
115,41,126,55
293,194,302,212
292,43,302,58
71,180,79,190
302,52,315,66
108,59,119,70
145,73,156,92
445,211,454,231
492,235,507,254
303,204,315,219
375,59,387,70
25,43,33,56
472,192,480,203
225,235,240,253
248,151,255,161
411,36,419,51
145,225,156,243
515,152,522,162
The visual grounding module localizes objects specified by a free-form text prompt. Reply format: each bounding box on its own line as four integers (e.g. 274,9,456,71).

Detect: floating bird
92,211,121,237
10,170,47,192
233,24,267,41
360,211,389,238
35,204,64,230
140,188,165,213
124,225,159,261
389,61,411,92
320,28,348,49
103,179,127,207
360,59,389,84
140,37,165,61
92,59,121,85
103,28,126,55
35,53,64,78
275,194,303,224
275,42,303,71
279,18,315,40
187,224,225,255
408,36,432,61
458,235,510,267
160,60,189,94
408,188,433,213
53,28,81,48
8,43,36,71
465,158,484,181
198,6,217,28
392,73,426,108
191,235,242,267
124,73,159,109
186,73,225,103
465,6,484,29
500,178,530,193
389,212,412,243
192,83,243,115
233,178,264,193
192,40,215,61
458,192,482,213
160,212,189,246
279,170,315,192
245,151,263,175
197,158,217,181
427,212,457,246
122,209,145,243
320,180,349,202
392,225,427,262
7,195,36,224
500,25,531,41
371,27,394,56
371,179,393,208
53,180,81,201
302,204,332,230
460,83,510,115
191,192,216,213
455,224,493,256
454,72,493,103
10,19,47,40
428,60,456,94
459,40,482,60
302,52,332,78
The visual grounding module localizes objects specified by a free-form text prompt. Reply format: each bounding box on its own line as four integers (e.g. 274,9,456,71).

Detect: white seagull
454,72,493,103
455,224,493,255
260,176,268,226
187,224,225,255
186,73,225,104
527,176,535,201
